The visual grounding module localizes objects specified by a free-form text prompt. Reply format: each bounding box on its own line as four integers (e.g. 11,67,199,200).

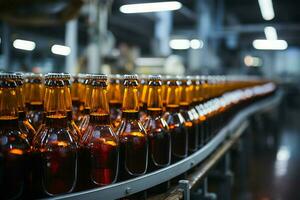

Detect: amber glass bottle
144,75,171,194
79,74,118,189
117,74,148,181
71,75,81,122
32,73,78,197
144,75,171,170
0,73,31,199
164,77,188,162
192,76,206,148
27,73,44,130
107,74,122,131
178,77,198,154
14,73,36,144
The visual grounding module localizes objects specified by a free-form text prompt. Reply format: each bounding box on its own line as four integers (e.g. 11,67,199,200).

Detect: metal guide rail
49,91,283,200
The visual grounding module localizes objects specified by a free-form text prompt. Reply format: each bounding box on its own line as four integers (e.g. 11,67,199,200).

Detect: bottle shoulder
33,126,78,150
82,124,117,144
117,119,147,138
0,128,30,150
144,116,169,132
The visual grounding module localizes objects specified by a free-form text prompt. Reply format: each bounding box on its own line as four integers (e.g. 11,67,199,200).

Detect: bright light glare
190,39,204,49
264,26,277,40
51,45,71,56
169,39,190,50
258,0,275,20
244,55,262,67
13,39,36,51
253,39,288,50
277,147,290,161
120,1,182,14
275,146,290,177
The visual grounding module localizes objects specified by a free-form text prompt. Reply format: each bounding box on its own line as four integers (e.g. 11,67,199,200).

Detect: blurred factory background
0,0,299,81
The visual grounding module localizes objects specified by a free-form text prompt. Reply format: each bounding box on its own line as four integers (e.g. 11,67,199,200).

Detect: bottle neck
84,84,92,110
64,85,73,112
147,83,163,116
140,84,148,109
165,82,180,112
29,82,44,106
122,84,139,114
44,85,67,118
108,83,122,107
0,86,19,120
16,85,26,113
90,85,110,116
179,82,192,109
71,82,80,102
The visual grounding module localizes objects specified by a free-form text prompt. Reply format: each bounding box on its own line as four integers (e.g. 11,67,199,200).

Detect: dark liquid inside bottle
0,118,30,200
32,116,77,197
119,112,148,181
170,125,188,162
78,115,118,190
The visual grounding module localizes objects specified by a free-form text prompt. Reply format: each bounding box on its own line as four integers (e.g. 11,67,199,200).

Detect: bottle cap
124,74,138,80
148,75,161,81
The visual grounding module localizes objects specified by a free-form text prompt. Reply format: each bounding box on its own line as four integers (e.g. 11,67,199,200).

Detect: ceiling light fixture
169,39,190,50
120,1,182,14
13,39,36,51
252,39,288,50
258,0,275,20
51,44,71,56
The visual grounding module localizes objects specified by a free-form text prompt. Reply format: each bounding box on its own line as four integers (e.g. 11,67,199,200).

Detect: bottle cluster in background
0,72,276,199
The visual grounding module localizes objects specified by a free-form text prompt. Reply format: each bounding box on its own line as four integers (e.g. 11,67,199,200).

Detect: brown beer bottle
27,73,44,130
107,74,122,131
144,75,171,170
14,73,36,144
144,75,171,194
164,77,188,162
32,73,78,197
80,74,118,188
0,73,31,199
177,77,198,154
117,74,148,181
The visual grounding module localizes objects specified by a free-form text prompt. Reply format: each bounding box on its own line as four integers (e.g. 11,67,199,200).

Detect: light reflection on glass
275,146,290,177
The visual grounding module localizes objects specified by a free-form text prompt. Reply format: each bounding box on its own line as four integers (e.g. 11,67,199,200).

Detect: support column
153,11,172,56
65,19,78,74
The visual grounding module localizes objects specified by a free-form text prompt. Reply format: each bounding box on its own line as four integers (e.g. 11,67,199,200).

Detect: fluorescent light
264,26,277,40
169,39,190,50
13,39,36,51
253,39,288,50
190,39,204,49
120,1,182,14
51,44,71,56
258,0,275,20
